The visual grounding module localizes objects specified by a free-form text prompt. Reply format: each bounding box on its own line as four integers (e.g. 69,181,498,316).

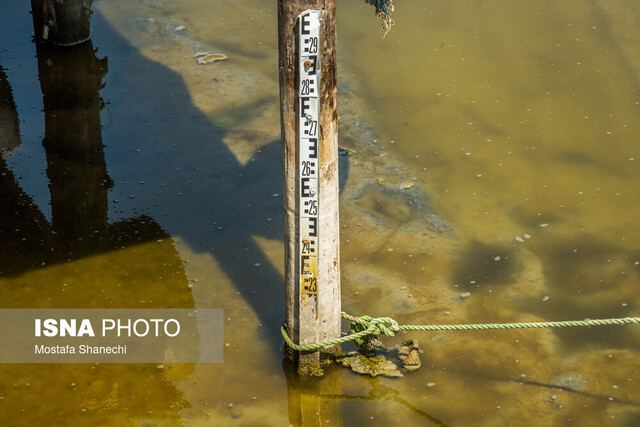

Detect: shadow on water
507,207,640,353
0,1,339,346
1,1,352,423
523,234,640,353
1,42,178,281
450,240,522,290
1,27,193,427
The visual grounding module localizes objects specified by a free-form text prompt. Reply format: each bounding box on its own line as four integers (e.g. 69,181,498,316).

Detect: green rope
281,312,640,352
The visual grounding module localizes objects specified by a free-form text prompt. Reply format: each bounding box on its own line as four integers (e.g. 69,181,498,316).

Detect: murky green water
1,0,639,425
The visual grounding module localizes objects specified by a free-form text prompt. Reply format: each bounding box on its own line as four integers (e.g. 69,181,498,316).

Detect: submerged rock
197,53,228,65
337,352,403,377
338,146,358,157
400,182,415,189
396,339,422,371
353,334,385,356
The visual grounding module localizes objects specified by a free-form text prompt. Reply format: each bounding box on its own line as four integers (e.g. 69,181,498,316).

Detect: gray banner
0,309,223,363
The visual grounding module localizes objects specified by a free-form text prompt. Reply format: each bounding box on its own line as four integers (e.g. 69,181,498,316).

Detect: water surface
1,0,639,425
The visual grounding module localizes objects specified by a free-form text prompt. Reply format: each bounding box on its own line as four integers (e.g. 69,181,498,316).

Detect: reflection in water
0,40,194,424
3,2,301,421
0,66,20,153
2,0,639,424
283,357,449,426
1,42,183,283
38,41,111,257
283,358,343,426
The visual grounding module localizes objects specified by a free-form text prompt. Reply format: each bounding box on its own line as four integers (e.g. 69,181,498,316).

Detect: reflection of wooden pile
32,0,93,46
0,41,194,311
0,67,21,155
0,38,195,426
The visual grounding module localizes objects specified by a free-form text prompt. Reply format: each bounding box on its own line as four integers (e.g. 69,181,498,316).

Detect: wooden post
31,0,93,46
279,0,341,375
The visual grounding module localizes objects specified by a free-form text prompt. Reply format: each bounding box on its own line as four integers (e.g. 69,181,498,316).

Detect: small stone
397,340,422,371
515,236,524,242
338,353,403,377
542,295,550,302
175,25,186,31
228,403,243,419
400,182,415,189
197,53,228,65
427,382,436,387
461,292,471,298
338,147,357,157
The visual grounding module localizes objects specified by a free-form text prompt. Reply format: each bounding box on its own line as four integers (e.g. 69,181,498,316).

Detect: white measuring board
298,10,321,311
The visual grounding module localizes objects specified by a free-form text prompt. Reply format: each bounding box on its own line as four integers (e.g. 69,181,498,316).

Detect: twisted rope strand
281,312,640,352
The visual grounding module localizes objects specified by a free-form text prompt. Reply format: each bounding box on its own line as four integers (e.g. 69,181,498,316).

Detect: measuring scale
298,10,321,315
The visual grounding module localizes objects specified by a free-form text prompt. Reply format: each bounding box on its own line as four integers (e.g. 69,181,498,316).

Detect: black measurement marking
301,79,314,95
300,97,311,118
305,37,318,54
304,138,318,159
301,160,315,177
304,277,317,293
308,217,317,237
301,14,312,35
301,178,311,197
304,200,318,215
301,255,310,275
305,120,318,136
301,239,316,254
